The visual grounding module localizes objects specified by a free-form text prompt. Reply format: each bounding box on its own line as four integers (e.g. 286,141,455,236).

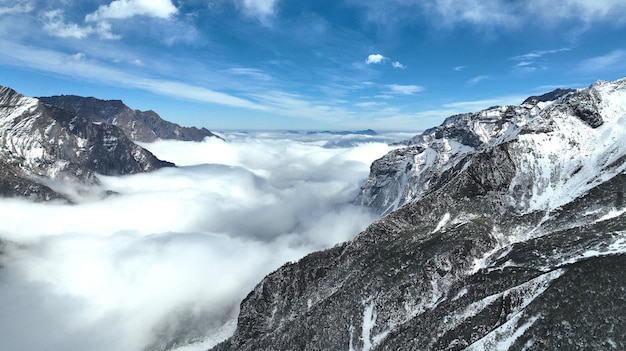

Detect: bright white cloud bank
0,132,394,351
85,0,178,21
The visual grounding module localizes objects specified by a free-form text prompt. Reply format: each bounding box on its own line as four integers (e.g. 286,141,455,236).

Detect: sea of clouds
0,131,409,351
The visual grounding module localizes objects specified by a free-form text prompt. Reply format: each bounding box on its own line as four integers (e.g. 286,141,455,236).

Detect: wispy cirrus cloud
466,75,489,86
578,49,626,73
0,0,33,15
352,0,626,32
1,40,396,128
510,47,570,72
0,42,265,111
225,68,272,81
512,48,571,61
387,84,424,95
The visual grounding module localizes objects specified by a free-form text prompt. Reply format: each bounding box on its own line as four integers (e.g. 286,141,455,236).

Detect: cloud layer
0,133,394,351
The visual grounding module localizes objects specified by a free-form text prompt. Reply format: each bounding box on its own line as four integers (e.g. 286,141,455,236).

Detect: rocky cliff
0,86,174,201
39,95,222,142
212,78,626,351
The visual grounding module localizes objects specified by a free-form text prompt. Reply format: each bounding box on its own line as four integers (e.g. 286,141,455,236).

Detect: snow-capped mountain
212,78,626,351
0,85,174,201
39,95,222,142
355,82,616,216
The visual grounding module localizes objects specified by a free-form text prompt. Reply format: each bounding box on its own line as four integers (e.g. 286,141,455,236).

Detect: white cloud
68,52,86,62
387,84,424,95
238,0,279,24
42,9,120,40
42,9,93,39
392,61,406,69
453,66,466,71
0,134,393,350
365,55,406,69
94,20,120,40
0,0,33,15
365,54,386,64
85,0,178,22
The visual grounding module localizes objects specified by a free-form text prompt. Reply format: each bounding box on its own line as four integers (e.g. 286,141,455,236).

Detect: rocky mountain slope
0,85,174,201
39,95,222,142
212,78,626,351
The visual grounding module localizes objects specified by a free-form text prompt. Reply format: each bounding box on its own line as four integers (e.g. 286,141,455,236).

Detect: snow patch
432,213,451,233
596,208,626,222
361,302,376,351
359,301,390,351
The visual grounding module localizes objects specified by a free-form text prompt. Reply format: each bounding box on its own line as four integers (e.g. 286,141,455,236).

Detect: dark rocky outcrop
521,88,575,105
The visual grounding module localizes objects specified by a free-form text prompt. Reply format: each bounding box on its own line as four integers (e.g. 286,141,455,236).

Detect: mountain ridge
39,95,222,142
211,78,626,351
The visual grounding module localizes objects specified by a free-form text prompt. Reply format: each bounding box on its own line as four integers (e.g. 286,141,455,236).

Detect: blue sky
1,0,625,131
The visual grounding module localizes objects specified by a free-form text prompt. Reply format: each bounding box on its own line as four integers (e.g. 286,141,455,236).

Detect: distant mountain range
213,78,626,351
304,129,378,136
38,95,222,142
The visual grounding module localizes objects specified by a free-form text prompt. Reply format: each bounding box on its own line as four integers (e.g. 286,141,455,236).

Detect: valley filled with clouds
0,132,402,351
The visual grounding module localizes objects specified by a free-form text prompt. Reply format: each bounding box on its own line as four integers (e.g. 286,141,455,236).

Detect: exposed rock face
0,86,174,201
212,78,626,351
39,95,222,142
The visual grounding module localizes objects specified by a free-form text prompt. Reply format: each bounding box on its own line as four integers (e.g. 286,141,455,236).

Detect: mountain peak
522,88,575,105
